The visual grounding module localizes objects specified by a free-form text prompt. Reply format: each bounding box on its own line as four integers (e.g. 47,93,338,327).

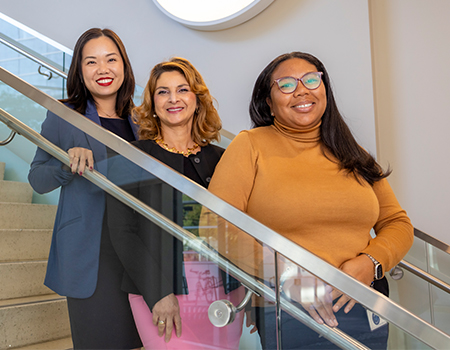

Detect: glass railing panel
0,37,67,100
388,323,433,350
0,79,60,204
387,269,432,323
2,66,450,349
387,231,450,337
428,243,450,334
387,236,432,324
403,235,428,271
273,253,439,350
427,242,450,284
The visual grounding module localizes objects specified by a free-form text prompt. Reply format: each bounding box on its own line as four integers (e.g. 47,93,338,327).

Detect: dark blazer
28,99,138,298
107,140,239,311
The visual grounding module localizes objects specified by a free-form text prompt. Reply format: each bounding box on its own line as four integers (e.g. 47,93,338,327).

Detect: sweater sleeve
361,178,414,272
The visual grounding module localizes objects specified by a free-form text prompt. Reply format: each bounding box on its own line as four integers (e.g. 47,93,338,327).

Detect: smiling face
267,58,327,130
81,36,124,103
153,70,197,132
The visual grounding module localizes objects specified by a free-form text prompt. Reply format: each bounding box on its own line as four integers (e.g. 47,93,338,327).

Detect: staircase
0,162,72,350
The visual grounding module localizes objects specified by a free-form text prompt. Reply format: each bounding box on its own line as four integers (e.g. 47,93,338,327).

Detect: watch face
375,264,383,280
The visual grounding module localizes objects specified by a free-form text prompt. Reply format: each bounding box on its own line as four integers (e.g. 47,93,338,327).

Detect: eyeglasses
271,72,323,94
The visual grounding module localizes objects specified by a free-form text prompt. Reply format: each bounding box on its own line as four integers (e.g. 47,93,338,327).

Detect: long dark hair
62,28,135,118
249,51,390,185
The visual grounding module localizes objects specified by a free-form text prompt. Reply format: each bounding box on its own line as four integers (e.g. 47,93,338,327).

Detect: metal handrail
0,107,367,350
0,33,67,80
398,260,450,294
2,65,450,348
0,130,16,146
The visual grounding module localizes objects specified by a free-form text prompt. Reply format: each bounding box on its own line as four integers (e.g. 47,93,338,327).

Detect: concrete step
0,202,56,229
0,229,52,262
12,336,72,350
0,162,4,180
0,260,52,300
0,294,71,350
0,180,33,203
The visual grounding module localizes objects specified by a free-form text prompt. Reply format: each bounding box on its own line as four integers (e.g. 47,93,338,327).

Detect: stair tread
0,259,47,264
0,202,56,207
0,228,52,231
0,179,32,185
12,336,72,350
0,293,64,308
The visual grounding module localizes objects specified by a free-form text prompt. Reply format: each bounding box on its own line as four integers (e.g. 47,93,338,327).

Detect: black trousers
66,214,142,350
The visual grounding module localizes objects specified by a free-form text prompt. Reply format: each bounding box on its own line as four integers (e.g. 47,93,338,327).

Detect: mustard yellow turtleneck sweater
208,119,413,275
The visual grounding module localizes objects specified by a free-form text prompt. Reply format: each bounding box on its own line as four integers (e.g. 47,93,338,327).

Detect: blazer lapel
128,115,139,141
84,100,108,175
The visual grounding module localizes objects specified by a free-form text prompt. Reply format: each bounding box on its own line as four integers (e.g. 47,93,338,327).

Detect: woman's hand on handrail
67,147,94,175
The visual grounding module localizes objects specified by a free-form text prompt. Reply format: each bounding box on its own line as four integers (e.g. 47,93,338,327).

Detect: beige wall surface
370,0,450,244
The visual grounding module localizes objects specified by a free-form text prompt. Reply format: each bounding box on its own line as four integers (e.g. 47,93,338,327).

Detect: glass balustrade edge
1,66,450,349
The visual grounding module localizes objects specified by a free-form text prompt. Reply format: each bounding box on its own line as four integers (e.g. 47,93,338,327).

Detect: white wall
370,0,450,244
0,0,377,151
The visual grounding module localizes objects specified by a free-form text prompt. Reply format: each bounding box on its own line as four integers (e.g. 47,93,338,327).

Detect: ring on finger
158,320,165,325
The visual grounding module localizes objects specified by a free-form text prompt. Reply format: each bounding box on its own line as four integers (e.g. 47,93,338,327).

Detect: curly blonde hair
133,57,221,146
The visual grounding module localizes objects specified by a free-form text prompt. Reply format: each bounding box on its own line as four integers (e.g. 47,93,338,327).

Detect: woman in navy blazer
28,28,142,350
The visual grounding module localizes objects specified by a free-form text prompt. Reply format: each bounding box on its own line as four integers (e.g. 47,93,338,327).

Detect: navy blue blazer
28,99,138,298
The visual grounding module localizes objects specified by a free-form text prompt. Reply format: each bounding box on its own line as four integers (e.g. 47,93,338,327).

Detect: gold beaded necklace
156,139,199,157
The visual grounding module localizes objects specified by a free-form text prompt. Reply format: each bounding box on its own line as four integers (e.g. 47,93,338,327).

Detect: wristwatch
364,253,383,280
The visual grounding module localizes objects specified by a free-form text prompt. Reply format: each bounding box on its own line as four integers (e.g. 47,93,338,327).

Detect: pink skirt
129,259,245,349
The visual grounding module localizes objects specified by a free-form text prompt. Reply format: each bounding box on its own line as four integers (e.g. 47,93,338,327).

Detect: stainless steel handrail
398,260,450,294
0,33,67,79
0,130,16,146
0,107,368,350
2,65,450,348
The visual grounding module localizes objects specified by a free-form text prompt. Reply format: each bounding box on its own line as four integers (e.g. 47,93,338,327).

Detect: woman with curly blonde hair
108,57,245,349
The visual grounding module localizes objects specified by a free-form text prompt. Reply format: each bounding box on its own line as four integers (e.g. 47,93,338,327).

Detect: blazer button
194,157,200,163
206,177,211,183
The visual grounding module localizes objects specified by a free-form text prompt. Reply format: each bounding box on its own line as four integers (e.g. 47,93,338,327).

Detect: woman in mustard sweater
206,52,414,349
